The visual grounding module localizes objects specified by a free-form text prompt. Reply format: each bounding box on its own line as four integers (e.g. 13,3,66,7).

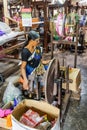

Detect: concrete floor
62,65,87,130
55,49,87,130
43,48,87,130
0,48,87,130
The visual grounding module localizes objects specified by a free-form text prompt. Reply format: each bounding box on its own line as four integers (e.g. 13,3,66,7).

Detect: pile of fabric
0,21,24,46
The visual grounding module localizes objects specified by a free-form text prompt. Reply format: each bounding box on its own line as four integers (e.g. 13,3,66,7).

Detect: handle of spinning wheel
57,78,62,107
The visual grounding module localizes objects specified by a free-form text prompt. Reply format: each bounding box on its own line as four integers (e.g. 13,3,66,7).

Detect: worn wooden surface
62,67,81,92
0,128,10,130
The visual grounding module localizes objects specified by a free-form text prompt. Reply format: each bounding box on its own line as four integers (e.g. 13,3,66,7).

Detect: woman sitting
20,30,49,97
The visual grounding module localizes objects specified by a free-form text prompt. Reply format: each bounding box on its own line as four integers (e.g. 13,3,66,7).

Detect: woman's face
34,38,40,46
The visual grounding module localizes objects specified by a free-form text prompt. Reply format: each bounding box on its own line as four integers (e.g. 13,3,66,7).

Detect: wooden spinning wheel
45,58,60,104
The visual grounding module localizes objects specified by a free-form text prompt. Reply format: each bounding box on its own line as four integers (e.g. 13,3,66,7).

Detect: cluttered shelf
50,23,79,68
52,40,77,45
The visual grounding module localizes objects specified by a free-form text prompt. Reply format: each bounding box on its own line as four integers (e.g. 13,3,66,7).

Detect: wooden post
74,24,78,68
3,0,9,25
44,0,49,52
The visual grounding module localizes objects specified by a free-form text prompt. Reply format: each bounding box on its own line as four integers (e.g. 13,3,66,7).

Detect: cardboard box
12,99,60,130
61,67,81,92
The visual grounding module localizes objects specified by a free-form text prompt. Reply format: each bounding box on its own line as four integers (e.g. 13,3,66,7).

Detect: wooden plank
0,41,24,55
0,127,11,130
61,92,71,121
52,40,76,45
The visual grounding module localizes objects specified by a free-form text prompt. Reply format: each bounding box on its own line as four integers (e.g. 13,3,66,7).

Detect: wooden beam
0,41,24,55
3,0,9,25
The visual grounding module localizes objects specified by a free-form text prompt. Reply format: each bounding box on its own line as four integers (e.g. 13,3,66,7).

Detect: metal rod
66,65,69,93
36,76,41,100
56,78,62,126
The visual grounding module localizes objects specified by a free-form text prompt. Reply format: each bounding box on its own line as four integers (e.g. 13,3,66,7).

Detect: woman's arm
21,61,29,90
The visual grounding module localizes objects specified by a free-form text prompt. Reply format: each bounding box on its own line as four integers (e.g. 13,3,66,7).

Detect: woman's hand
23,79,29,90
41,60,50,65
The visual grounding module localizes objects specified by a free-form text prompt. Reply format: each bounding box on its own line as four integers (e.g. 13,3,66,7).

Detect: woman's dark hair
22,39,29,49
23,30,40,48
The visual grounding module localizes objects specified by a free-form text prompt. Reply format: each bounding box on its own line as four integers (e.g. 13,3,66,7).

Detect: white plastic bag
3,82,22,104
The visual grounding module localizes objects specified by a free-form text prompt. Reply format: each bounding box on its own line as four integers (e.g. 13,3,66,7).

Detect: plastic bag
3,82,22,104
